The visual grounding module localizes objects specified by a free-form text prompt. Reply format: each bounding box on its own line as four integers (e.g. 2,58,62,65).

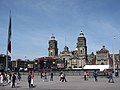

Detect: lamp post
23,56,27,74
112,36,115,76
35,62,38,72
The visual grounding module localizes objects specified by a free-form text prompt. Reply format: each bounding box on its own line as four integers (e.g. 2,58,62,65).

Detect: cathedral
48,31,88,68
48,31,120,69
11,31,119,71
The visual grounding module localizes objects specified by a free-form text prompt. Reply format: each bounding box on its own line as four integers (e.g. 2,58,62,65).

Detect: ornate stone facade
96,46,110,65
87,46,113,68
48,32,120,69
59,46,72,68
59,31,88,68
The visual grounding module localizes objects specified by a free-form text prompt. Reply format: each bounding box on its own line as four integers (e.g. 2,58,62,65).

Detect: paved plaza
0,75,120,90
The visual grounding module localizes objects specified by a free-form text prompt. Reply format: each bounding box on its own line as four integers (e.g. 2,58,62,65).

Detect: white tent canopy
83,65,109,71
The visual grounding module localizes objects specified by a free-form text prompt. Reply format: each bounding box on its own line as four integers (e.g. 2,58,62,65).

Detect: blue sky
0,0,120,60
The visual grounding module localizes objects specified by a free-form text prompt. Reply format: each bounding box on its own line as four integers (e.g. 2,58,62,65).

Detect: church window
50,52,52,56
80,50,82,54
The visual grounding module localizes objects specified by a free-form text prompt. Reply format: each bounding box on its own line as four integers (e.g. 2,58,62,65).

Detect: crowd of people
0,71,21,88
83,69,115,83
0,69,116,89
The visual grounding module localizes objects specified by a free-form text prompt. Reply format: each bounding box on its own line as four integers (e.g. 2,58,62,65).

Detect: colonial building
59,46,72,68
11,59,34,71
34,57,58,70
87,46,120,70
0,54,11,71
96,46,111,65
110,51,120,69
11,59,26,71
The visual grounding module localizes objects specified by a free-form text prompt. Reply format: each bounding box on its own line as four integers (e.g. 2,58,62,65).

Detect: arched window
80,50,82,54
51,52,52,56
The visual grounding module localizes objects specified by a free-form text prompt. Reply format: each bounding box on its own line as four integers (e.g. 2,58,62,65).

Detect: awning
83,65,109,71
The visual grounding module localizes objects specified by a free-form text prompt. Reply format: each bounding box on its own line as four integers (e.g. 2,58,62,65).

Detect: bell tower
48,34,58,57
76,31,87,64
77,31,87,54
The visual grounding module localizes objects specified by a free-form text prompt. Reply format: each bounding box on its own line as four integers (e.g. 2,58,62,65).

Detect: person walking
43,72,48,82
11,73,16,88
27,73,32,88
41,72,43,79
0,72,4,86
83,71,87,80
62,73,67,82
83,71,89,81
31,72,34,87
7,73,12,85
93,70,98,82
17,72,21,81
108,70,115,83
59,72,63,81
50,72,53,81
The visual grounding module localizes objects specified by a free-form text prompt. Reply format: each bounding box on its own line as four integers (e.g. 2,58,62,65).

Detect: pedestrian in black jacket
93,70,98,82
11,73,16,88
27,74,32,88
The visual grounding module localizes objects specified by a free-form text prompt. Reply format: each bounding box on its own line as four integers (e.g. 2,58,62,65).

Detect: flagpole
6,47,8,71
6,11,11,72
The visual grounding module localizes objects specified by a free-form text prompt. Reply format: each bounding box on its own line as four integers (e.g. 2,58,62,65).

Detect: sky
0,0,120,60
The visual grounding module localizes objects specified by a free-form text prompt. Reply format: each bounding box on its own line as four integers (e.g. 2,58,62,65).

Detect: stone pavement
0,75,120,90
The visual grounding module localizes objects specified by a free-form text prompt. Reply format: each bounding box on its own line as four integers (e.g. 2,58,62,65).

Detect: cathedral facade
48,31,88,68
48,31,120,70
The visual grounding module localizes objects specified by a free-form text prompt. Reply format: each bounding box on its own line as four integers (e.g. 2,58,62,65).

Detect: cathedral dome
100,45,109,52
97,46,109,53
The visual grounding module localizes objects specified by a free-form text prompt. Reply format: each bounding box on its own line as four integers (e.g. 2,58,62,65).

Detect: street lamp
35,62,38,71
112,36,115,76
53,61,55,65
44,61,46,69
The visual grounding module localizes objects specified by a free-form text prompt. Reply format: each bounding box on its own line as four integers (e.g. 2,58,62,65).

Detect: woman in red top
31,72,34,87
